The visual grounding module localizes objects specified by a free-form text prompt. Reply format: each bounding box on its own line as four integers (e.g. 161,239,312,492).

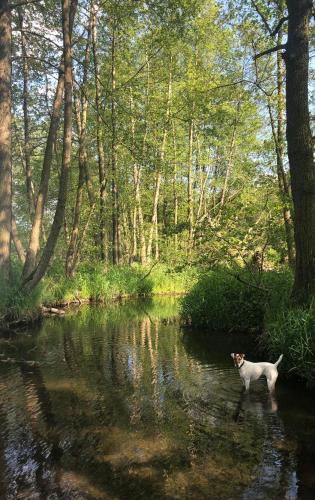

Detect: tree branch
271,16,289,37
254,44,286,60
251,1,272,35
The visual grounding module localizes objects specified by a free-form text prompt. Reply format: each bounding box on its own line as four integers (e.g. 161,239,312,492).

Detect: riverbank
0,263,198,331
181,268,315,389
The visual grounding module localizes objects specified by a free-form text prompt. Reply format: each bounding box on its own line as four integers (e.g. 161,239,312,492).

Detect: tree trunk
172,121,178,251
285,0,315,303
92,2,107,263
18,8,34,219
0,0,11,280
66,12,92,277
111,25,120,265
22,65,65,279
187,117,194,253
130,86,146,263
147,56,172,261
24,0,76,289
276,2,295,268
11,215,25,265
219,102,239,214
22,0,77,280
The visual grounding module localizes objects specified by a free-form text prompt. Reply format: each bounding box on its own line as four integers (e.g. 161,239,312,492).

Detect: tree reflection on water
0,298,314,499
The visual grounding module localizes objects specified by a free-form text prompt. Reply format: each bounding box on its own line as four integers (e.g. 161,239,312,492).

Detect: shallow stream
0,298,314,499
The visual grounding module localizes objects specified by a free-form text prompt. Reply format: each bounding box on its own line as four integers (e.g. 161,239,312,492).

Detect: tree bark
147,56,172,261
111,25,120,264
172,121,178,251
91,1,107,263
0,0,12,280
18,8,34,219
187,117,194,253
24,0,76,289
22,64,65,279
130,86,146,263
11,215,25,264
66,11,92,277
285,0,315,303
22,0,78,281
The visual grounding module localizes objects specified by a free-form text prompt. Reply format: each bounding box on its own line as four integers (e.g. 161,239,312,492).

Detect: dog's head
231,353,245,368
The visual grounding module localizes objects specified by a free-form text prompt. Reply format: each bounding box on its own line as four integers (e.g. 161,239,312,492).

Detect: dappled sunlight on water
0,298,315,498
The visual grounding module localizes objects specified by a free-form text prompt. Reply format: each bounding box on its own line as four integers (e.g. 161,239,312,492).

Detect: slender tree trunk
0,0,11,280
65,97,86,277
219,102,239,213
147,56,172,261
187,117,194,253
24,0,76,289
91,1,107,262
111,25,120,264
66,12,92,277
172,122,178,251
285,0,315,303
130,86,146,263
22,65,65,279
11,215,25,264
18,8,34,219
194,133,209,243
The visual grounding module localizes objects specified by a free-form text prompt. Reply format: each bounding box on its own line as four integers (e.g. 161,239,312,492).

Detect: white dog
231,353,283,392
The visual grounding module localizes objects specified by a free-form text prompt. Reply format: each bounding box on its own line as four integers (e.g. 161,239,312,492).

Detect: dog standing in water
231,353,283,392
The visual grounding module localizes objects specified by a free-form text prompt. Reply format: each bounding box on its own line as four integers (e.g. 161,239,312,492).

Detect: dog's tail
274,354,283,367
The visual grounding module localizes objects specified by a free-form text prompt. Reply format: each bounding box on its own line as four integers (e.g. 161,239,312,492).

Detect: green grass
1,263,197,325
263,303,315,388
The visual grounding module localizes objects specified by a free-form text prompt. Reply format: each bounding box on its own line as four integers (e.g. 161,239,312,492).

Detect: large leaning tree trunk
24,0,76,290
285,0,315,304
0,0,11,281
22,1,77,281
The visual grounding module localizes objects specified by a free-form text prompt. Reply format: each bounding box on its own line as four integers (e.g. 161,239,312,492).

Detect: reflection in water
0,298,314,499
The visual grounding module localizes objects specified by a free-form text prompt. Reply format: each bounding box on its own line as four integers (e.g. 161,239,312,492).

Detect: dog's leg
267,373,278,392
244,379,250,392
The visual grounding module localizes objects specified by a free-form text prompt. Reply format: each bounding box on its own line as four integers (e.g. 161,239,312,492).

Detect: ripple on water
0,299,314,499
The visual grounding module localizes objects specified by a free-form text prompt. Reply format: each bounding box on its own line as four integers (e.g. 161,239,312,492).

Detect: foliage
0,264,196,323
181,268,264,332
181,268,292,333
263,303,315,388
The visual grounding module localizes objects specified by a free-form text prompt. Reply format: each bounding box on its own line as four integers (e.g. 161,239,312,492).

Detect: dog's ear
242,353,245,358
230,353,234,358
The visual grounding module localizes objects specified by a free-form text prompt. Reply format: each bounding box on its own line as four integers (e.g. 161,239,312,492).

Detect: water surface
0,298,314,499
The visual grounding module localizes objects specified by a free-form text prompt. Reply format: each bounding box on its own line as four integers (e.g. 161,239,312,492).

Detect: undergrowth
1,263,198,323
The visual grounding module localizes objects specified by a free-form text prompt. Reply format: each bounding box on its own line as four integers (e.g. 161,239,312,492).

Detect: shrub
263,303,315,387
181,268,292,333
181,269,266,332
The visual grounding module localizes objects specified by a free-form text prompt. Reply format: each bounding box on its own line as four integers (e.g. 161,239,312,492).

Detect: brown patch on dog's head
231,353,245,367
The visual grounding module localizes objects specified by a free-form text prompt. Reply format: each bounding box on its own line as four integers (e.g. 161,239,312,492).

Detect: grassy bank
0,263,198,325
181,268,315,388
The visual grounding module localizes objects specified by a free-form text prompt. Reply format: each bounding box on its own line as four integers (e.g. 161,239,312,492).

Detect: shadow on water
0,297,315,499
